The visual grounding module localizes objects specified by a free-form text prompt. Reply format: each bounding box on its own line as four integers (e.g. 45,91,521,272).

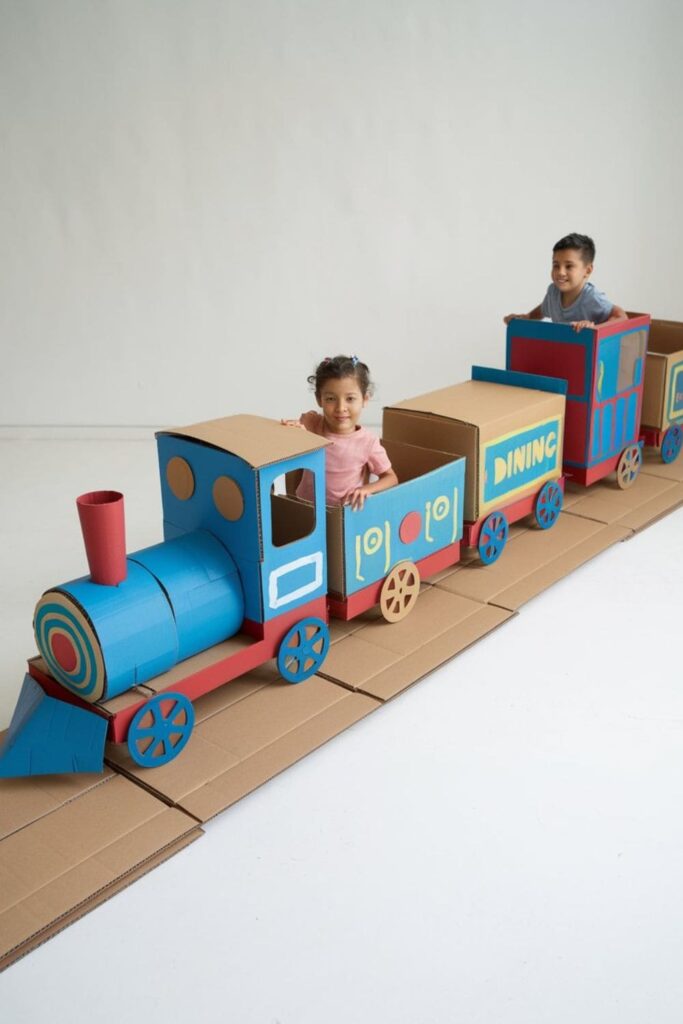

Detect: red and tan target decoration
34,590,106,702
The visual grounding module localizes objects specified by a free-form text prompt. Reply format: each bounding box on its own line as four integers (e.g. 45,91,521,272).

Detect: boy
504,233,627,332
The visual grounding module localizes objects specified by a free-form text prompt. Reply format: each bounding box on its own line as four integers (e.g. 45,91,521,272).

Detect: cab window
270,470,316,547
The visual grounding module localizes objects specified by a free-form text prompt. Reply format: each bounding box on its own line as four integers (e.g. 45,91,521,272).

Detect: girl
283,355,398,510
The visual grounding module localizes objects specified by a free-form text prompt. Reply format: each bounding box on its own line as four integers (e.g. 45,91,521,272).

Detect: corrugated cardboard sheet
563,472,683,530
640,446,683,485
106,663,380,823
434,514,631,611
2,450,682,972
320,586,514,700
0,764,202,971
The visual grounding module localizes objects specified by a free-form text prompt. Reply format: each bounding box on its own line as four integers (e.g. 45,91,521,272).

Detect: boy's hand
504,313,528,324
570,320,595,332
345,485,373,511
280,418,305,429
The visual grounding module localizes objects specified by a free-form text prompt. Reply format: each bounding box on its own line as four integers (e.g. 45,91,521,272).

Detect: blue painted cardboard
129,530,244,661
56,562,179,698
473,364,568,396
157,435,263,621
258,449,328,621
480,416,564,511
341,456,465,597
157,429,330,625
587,327,647,466
0,675,107,777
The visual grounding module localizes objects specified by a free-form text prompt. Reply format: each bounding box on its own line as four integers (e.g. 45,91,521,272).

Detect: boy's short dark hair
553,233,596,265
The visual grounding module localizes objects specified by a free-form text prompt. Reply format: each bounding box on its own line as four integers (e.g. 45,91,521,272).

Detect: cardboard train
1,315,681,778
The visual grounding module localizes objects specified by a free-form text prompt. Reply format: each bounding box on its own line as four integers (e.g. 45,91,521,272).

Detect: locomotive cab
157,414,330,627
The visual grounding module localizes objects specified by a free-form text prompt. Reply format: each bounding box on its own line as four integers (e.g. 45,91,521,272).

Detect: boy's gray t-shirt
541,281,613,324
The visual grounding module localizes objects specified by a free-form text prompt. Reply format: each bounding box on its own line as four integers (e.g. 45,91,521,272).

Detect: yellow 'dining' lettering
494,432,557,486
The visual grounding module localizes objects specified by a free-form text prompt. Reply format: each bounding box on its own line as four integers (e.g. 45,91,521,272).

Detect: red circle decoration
51,632,78,672
399,511,422,545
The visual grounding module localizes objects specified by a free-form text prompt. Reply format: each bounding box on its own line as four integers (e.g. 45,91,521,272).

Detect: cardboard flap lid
157,414,330,468
388,379,561,427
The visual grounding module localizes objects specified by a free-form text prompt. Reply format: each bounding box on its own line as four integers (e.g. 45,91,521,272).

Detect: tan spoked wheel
380,561,420,623
616,444,642,490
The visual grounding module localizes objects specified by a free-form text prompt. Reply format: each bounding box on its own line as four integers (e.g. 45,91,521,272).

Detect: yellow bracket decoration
355,521,392,580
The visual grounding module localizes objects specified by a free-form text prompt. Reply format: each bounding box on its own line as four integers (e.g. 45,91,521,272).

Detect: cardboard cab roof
157,414,330,469
389,379,561,427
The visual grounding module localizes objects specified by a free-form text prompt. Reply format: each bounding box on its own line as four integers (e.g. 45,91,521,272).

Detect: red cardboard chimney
76,490,127,586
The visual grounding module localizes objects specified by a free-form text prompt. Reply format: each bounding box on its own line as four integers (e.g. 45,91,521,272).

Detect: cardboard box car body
641,318,683,434
324,439,466,608
505,315,651,486
382,367,567,526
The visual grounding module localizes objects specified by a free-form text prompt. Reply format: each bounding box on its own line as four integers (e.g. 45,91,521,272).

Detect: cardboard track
1,458,682,972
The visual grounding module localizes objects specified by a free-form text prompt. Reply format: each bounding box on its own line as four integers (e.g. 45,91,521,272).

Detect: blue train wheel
277,617,330,683
616,444,642,490
478,511,509,565
661,425,682,464
534,480,563,530
127,692,194,768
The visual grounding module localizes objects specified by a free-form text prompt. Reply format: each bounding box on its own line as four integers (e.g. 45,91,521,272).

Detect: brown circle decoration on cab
213,475,244,521
166,456,195,500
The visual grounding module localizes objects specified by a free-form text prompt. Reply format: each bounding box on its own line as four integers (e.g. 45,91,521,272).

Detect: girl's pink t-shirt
296,411,392,505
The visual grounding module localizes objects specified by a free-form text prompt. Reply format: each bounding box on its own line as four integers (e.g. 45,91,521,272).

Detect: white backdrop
1,0,682,429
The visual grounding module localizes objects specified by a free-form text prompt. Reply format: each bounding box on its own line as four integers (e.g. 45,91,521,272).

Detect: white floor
1,438,683,1024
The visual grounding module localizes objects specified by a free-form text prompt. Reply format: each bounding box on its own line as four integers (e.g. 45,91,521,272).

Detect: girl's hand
345,485,373,511
504,313,527,324
571,320,595,332
280,418,305,429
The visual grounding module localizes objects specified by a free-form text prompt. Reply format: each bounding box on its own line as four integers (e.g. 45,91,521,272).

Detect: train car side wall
328,443,465,598
642,319,683,431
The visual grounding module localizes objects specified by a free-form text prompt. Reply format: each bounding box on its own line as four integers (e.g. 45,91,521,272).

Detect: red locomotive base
29,595,328,745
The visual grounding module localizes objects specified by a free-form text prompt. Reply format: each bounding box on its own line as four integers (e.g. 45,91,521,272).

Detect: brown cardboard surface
641,352,668,430
319,587,513,700
434,515,631,611
563,473,683,531
384,380,565,521
641,447,683,483
1,830,199,973
0,756,114,842
641,319,683,431
389,379,561,427
158,414,329,469
106,664,379,822
0,772,202,972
